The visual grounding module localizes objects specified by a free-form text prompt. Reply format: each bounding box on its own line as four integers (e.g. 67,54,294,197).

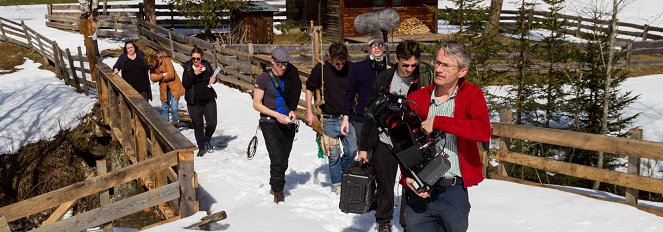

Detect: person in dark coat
181,47,217,157
252,46,302,204
112,41,151,101
341,32,390,144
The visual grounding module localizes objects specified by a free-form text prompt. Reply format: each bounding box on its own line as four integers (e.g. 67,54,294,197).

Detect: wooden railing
491,110,663,215
0,16,198,230
0,17,94,95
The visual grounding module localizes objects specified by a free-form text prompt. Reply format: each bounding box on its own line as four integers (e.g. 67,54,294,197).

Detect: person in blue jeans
146,51,185,127
305,42,357,195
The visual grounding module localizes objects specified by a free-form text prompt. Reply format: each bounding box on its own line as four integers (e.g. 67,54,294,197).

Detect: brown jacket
150,56,185,102
79,19,96,48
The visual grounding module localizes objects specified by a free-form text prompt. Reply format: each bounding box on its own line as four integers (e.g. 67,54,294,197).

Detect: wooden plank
493,142,663,196
33,183,180,232
0,151,179,222
51,41,63,79
41,172,96,226
77,47,89,95
135,116,148,163
0,217,9,232
0,21,6,40
178,150,196,217
491,122,663,161
96,160,113,232
184,211,227,229
65,48,83,93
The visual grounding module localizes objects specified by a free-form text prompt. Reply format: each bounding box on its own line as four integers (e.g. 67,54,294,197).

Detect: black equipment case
339,161,376,214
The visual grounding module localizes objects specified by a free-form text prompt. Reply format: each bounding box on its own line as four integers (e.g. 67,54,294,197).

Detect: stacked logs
393,18,431,35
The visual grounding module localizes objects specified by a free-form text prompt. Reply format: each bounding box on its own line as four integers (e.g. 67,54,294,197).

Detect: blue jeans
161,90,179,122
322,117,357,186
403,178,470,232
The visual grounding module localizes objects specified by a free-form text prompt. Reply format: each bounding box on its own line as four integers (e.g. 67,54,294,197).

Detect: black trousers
187,100,217,145
260,121,296,193
371,142,399,224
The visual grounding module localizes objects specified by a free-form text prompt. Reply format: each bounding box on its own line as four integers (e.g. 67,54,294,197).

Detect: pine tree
168,0,244,40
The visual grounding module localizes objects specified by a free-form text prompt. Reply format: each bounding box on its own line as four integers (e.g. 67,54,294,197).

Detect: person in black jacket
341,32,390,144
305,42,356,195
252,46,302,204
113,41,151,100
182,47,217,157
358,40,423,232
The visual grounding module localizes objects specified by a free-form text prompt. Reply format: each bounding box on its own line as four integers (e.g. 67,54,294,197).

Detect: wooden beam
491,122,663,160
33,183,180,232
41,172,96,226
96,160,113,232
0,151,179,222
494,142,663,195
183,211,227,229
178,150,196,217
625,128,643,205
0,216,10,232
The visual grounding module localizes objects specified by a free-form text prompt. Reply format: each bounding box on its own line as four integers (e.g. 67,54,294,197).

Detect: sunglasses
370,42,385,48
192,57,201,61
273,60,289,68
401,63,419,68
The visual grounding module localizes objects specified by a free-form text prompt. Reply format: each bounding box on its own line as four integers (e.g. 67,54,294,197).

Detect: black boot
204,135,213,153
378,222,392,232
196,142,206,157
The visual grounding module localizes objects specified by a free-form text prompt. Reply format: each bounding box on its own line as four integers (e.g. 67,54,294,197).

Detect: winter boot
196,142,206,157
204,135,214,153
271,190,285,204
378,222,392,232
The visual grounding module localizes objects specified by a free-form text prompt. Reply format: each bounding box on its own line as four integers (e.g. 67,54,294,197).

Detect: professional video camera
366,93,451,192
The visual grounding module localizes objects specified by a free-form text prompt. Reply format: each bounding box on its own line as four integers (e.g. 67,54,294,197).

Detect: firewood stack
393,18,431,35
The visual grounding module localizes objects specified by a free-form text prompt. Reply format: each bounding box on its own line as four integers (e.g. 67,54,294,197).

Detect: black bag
339,161,376,214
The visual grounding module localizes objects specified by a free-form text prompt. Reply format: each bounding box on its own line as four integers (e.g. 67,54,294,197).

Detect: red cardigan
404,79,491,188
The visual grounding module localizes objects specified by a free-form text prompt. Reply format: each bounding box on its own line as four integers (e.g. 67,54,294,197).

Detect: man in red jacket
403,40,491,232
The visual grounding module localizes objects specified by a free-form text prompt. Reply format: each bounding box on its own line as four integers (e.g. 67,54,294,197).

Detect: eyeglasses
191,57,201,61
274,60,288,68
432,60,460,70
370,42,385,48
400,63,419,68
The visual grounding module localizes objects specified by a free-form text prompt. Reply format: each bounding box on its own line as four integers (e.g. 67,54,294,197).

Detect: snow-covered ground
2,1,663,232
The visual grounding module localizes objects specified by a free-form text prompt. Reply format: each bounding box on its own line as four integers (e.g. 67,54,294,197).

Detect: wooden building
232,1,280,44
286,0,437,41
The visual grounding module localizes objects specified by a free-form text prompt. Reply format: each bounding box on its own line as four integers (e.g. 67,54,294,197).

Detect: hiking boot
206,141,214,153
378,222,392,232
334,185,342,195
272,191,285,204
196,149,205,157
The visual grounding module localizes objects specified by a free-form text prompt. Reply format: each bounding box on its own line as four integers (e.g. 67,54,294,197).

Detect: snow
1,1,663,232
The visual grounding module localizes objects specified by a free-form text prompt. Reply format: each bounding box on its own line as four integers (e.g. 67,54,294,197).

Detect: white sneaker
334,185,342,195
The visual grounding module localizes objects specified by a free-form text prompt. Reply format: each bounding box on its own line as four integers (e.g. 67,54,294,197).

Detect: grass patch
0,41,54,74
274,31,311,44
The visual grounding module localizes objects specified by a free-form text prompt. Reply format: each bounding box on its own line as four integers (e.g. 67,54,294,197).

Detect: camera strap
268,70,288,106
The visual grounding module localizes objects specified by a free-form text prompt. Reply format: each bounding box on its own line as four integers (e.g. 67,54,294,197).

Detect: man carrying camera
358,40,423,232
402,40,491,231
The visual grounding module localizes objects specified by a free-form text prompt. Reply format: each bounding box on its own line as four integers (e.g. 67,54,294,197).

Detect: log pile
393,18,431,35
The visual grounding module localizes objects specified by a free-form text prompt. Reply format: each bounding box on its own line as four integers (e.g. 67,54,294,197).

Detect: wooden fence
0,17,198,230
0,17,94,95
492,110,663,215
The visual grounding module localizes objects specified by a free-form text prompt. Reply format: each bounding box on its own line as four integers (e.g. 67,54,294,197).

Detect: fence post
65,48,83,93
497,109,512,176
77,46,89,96
35,33,49,65
575,16,582,37
20,20,33,48
625,128,642,205
51,41,63,79
47,4,52,17
138,2,144,20
0,20,5,40
626,43,633,68
642,24,649,41
168,30,175,58
249,43,254,80
96,160,113,232
169,4,174,29
178,150,196,217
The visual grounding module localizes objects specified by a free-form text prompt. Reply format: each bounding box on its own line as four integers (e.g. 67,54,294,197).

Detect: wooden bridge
2,3,663,230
